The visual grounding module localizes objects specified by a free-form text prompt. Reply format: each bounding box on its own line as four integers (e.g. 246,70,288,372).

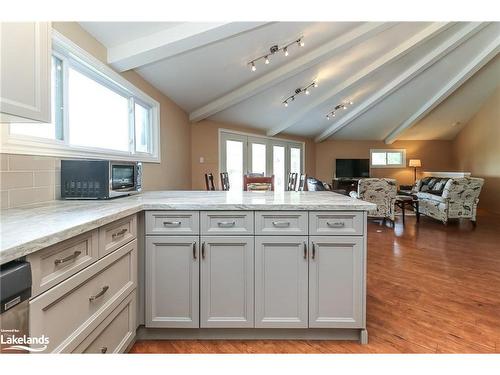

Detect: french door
220,131,303,191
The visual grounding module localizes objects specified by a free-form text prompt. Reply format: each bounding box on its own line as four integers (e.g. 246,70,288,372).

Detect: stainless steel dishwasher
0,260,31,354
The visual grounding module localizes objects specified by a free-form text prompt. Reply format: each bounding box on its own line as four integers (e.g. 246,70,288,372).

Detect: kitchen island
0,191,376,351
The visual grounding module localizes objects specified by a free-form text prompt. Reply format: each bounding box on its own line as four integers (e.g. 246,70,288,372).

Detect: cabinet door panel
255,236,308,328
309,236,364,328
0,22,51,122
200,236,254,328
146,236,199,328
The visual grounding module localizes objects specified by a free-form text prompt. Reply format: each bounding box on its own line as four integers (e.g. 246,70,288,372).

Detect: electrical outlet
199,157,205,163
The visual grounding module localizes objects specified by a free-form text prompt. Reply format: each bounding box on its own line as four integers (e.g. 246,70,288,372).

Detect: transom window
220,130,304,191
370,149,406,168
3,31,160,162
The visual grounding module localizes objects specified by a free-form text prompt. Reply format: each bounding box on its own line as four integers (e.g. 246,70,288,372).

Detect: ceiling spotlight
281,80,316,107
326,115,330,120
343,105,347,110
349,101,354,105
326,100,353,119
247,36,305,70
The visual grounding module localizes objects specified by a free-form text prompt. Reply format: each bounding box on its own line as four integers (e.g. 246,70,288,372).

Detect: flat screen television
335,159,370,178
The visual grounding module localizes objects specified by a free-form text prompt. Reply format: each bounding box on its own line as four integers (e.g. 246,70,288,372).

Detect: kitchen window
370,149,406,168
2,31,160,162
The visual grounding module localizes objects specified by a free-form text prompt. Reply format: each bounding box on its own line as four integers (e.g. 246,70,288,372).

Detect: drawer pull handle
312,242,316,260
327,221,345,228
89,285,109,302
217,221,235,228
163,221,181,227
112,228,128,239
193,242,197,260
100,346,108,354
54,251,81,265
272,221,290,228
201,242,206,259
303,241,307,259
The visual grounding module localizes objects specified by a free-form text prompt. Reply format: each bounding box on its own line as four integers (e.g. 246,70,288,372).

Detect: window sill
1,136,160,163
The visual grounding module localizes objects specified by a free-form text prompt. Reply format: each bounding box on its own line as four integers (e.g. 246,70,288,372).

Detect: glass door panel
273,145,285,191
248,137,267,176
290,147,301,174
226,139,244,191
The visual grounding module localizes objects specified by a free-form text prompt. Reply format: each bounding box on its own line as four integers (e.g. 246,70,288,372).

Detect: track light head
313,82,318,88
305,89,310,95
284,48,289,56
284,101,288,107
251,62,256,72
299,39,305,47
265,56,270,64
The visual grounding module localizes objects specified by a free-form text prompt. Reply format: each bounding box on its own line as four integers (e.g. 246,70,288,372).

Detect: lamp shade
409,159,422,167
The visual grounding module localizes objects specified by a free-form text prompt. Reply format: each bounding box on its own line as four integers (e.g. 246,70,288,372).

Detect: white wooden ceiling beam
384,37,500,144
189,22,392,122
314,22,487,142
109,22,270,72
268,22,452,137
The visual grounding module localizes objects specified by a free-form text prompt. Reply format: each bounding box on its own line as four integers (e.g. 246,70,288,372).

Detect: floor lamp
409,159,422,183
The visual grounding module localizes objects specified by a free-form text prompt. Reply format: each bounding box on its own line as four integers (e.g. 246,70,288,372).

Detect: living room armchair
349,178,397,223
415,177,484,224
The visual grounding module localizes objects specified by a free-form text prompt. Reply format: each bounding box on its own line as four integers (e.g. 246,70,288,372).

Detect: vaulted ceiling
79,22,500,143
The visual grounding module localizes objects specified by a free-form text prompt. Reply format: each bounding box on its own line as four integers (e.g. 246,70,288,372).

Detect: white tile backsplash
0,154,61,209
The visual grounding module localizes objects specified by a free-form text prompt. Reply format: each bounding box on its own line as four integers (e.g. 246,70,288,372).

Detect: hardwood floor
130,211,500,353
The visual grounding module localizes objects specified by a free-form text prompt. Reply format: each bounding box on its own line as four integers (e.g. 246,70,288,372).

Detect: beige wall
452,87,500,214
315,139,456,187
191,120,316,190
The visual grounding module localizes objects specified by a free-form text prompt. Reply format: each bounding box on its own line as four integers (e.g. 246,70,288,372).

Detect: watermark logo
0,329,49,353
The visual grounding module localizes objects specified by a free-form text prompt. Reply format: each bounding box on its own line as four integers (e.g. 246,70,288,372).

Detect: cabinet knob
100,346,108,353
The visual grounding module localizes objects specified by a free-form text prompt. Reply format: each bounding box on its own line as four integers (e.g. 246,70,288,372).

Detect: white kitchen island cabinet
145,236,199,328
200,236,254,328
255,236,309,328
1,191,375,346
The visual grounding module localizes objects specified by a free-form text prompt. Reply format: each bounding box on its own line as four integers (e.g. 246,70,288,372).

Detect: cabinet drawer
30,240,137,353
146,211,199,235
99,214,137,258
309,212,363,236
255,211,307,235
73,291,136,354
28,230,99,297
201,211,254,235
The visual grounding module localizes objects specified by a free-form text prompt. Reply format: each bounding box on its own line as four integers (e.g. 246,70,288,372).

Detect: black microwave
61,160,142,199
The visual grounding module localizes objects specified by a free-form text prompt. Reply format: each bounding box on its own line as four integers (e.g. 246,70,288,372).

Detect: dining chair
286,173,298,191
220,172,230,191
244,175,274,191
297,174,307,191
204,173,215,191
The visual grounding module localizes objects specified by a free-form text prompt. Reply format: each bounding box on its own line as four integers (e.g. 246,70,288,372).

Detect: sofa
413,176,484,224
350,178,397,223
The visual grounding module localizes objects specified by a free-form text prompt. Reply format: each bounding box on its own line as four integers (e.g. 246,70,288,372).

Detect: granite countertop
0,190,375,265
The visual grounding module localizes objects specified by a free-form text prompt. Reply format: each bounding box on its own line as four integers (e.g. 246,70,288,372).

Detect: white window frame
218,129,305,190
1,30,161,163
370,149,406,168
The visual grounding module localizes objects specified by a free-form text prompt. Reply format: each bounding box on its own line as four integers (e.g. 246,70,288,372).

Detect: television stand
332,178,362,195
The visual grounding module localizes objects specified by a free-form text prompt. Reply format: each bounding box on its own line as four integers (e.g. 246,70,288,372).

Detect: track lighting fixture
282,81,318,107
325,100,354,119
248,37,304,71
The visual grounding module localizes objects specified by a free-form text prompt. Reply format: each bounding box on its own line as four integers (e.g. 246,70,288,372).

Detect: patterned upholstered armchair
416,177,484,224
349,178,397,223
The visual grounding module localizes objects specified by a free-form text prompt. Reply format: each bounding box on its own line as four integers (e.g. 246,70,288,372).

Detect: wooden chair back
287,173,298,191
204,173,215,191
297,174,307,191
220,172,230,191
243,175,274,191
